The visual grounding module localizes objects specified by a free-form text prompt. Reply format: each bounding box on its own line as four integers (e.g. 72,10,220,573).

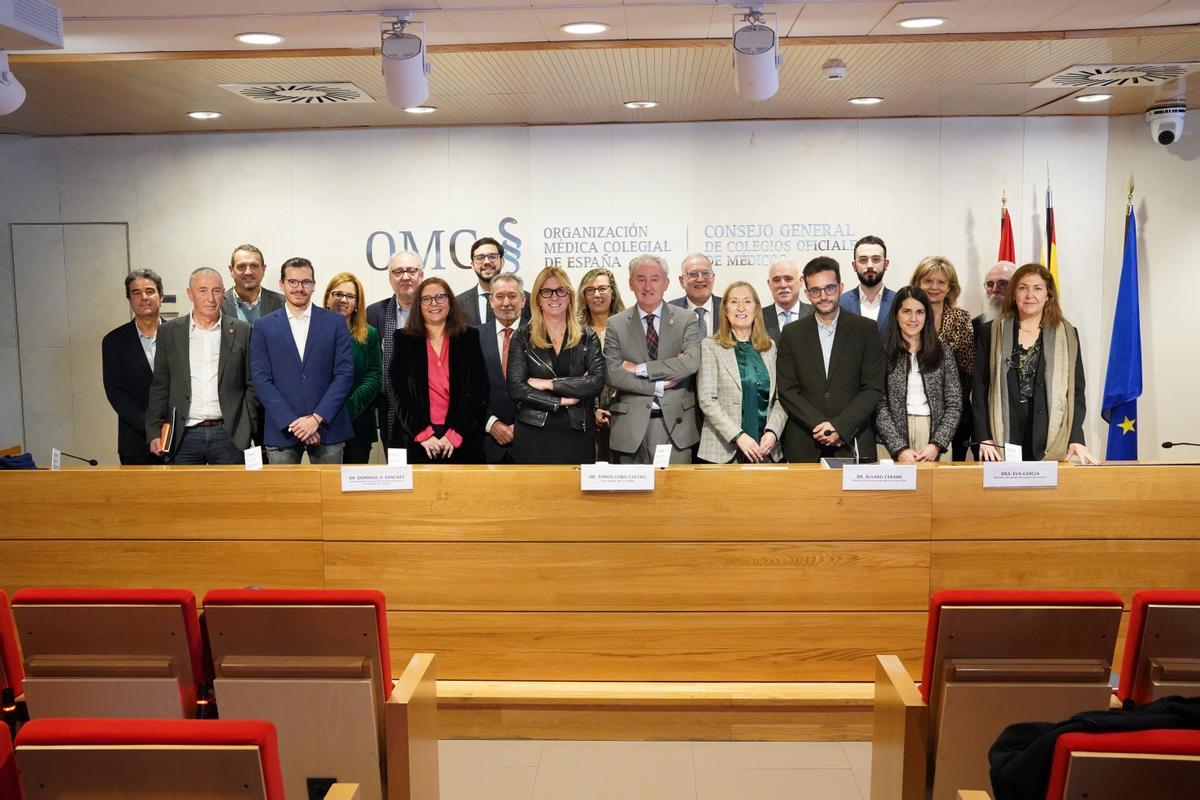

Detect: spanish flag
998,201,1015,262
1044,185,1059,287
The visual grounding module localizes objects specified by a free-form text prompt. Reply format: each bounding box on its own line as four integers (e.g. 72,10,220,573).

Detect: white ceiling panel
957,0,1081,34
871,1,971,35
624,5,715,39
56,1,258,16
787,3,892,37
438,0,534,8
707,4,804,39
534,7,629,41
243,0,352,11
1036,0,1171,31
1121,0,1200,27
443,9,549,42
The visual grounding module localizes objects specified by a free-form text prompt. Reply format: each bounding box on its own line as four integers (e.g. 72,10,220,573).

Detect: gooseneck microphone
1161,441,1200,449
59,451,99,466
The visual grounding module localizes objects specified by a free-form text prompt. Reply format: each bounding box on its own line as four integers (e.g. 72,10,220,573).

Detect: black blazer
972,321,1087,460
476,320,520,463
763,303,814,345
506,326,605,432
776,310,886,463
388,326,489,457
101,319,157,459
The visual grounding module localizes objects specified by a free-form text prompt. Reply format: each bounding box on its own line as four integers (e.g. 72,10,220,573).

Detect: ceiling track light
732,7,782,102
0,50,27,116
381,15,431,109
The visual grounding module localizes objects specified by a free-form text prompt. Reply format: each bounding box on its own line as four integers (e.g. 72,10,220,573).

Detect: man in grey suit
221,243,284,325
147,267,256,464
604,254,702,464
668,252,721,339
455,237,531,327
762,259,813,344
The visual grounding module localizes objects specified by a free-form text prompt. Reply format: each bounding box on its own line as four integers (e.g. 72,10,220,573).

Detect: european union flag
1102,205,1142,461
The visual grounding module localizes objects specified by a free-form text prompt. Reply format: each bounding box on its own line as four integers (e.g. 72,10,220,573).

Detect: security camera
822,59,848,81
1145,102,1186,146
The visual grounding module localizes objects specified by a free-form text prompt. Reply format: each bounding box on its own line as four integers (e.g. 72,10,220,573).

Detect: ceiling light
404,105,437,114
0,51,26,116
1075,93,1113,103
732,9,782,102
623,100,658,109
898,17,947,29
560,22,610,35
187,111,222,120
381,17,431,108
849,96,884,105
234,32,285,46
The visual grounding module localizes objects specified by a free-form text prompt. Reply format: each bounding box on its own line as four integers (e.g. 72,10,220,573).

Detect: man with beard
222,244,284,325
456,236,531,326
839,235,895,330
972,260,1016,339
762,259,813,344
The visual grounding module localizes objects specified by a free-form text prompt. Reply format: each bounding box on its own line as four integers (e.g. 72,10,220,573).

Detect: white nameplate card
652,444,672,469
1004,442,1023,462
580,464,655,492
243,447,263,471
983,460,1058,489
842,464,918,491
341,465,414,492
50,448,62,470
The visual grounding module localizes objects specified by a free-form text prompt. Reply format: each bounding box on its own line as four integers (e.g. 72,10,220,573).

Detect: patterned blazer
873,348,962,458
939,305,975,383
696,337,786,463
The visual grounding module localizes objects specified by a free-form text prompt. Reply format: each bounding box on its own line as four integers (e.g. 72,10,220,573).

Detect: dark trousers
343,443,373,464
119,453,162,465
173,424,244,465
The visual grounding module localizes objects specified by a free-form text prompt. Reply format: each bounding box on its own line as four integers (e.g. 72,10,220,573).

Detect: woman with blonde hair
322,271,380,463
910,256,974,459
576,267,626,459
697,281,786,463
507,266,605,464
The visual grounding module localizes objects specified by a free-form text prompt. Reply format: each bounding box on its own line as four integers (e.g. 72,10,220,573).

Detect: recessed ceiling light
560,22,610,35
187,111,222,120
898,17,947,29
849,97,884,105
623,100,658,109
235,32,285,46
1075,93,1113,103
404,105,438,114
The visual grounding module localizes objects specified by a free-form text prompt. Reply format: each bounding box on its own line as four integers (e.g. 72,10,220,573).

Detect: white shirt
287,303,313,362
817,309,840,376
485,321,520,433
476,285,491,322
774,303,802,327
859,289,883,322
186,314,223,426
906,353,931,416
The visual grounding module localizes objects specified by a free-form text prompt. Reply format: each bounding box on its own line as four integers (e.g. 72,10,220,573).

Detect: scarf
988,316,1077,460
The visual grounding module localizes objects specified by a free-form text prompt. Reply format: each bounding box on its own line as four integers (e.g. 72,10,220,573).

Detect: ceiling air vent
219,82,375,104
1032,63,1200,89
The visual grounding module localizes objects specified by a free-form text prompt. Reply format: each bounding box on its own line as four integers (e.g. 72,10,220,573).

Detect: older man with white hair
669,252,720,339
762,259,813,344
972,261,1016,337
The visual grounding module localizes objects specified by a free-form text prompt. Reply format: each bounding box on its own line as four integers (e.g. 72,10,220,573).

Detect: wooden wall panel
0,468,323,540
326,541,931,611
931,465,1200,540
386,611,926,682
322,465,934,542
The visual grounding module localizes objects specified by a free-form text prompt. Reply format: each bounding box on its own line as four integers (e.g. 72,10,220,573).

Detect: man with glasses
839,235,895,330
669,253,721,339
366,250,424,443
762,259,813,344
972,260,1016,337
456,237,531,326
777,256,885,463
476,273,526,463
250,257,354,464
221,244,283,325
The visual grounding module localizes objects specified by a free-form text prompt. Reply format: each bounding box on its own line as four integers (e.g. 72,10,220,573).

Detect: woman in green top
323,271,382,463
696,281,787,463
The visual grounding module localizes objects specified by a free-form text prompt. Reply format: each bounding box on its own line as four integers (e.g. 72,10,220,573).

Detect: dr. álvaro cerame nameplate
841,464,918,491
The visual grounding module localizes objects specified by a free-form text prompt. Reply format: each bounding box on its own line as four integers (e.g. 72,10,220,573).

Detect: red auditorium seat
0,591,22,702
1044,729,1200,800
0,724,18,800
871,590,1124,800
1117,590,1200,706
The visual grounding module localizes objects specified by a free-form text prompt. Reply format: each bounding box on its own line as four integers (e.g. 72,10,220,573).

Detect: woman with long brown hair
576,267,626,460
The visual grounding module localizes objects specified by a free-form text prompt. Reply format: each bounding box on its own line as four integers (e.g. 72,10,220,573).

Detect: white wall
2,114,1191,461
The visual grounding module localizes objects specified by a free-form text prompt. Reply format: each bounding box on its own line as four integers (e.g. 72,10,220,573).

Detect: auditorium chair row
0,588,437,800
871,589,1200,800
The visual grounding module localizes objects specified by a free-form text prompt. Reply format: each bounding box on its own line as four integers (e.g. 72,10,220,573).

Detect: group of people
100,234,1100,466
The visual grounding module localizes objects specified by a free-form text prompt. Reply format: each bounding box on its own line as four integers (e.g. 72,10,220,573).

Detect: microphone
1162,441,1200,449
59,451,99,466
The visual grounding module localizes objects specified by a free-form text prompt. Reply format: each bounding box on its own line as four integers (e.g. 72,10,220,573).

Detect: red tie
501,326,513,378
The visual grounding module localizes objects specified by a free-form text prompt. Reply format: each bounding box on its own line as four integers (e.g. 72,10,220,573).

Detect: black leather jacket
506,326,605,431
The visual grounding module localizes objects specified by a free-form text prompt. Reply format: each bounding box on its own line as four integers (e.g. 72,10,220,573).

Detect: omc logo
365,216,522,273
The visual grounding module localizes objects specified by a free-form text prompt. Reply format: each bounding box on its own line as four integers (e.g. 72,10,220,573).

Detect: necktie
782,310,793,326
696,307,708,338
483,292,493,323
501,326,513,379
645,313,658,360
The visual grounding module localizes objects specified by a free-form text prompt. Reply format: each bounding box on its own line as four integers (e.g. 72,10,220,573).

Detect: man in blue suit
839,235,895,331
250,257,354,464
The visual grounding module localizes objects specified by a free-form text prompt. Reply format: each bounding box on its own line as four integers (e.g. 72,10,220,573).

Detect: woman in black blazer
388,277,489,464
506,267,605,464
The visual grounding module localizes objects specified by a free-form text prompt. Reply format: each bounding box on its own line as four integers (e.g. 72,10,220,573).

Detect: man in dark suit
762,259,813,344
221,243,284,325
778,256,885,463
146,268,256,464
668,253,721,339
475,273,526,463
101,269,165,465
839,234,895,331
250,257,354,463
455,237,531,327
366,250,424,445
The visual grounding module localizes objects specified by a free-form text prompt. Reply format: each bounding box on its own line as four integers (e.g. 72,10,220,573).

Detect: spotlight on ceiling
404,105,437,114
235,32,285,46
732,7,782,102
624,100,658,109
0,50,25,116
187,111,222,120
381,15,431,109
898,17,947,29
849,96,884,105
560,22,609,35
1075,93,1113,103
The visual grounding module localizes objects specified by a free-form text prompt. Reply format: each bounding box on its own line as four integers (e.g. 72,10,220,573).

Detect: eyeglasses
855,256,885,266
472,253,503,263
390,267,421,277
539,287,570,298
420,293,449,306
984,280,1010,291
330,291,358,301
684,270,713,281
284,279,315,289
583,286,611,296
806,283,840,298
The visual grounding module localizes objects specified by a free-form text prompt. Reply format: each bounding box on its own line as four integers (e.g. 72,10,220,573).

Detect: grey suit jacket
763,303,814,344
145,313,257,453
696,337,786,463
221,286,284,322
603,303,702,454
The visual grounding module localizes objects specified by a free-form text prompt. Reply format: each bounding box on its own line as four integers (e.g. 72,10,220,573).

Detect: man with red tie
476,273,526,463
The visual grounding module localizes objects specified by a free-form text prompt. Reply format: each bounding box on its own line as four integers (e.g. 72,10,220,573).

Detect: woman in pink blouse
388,277,489,463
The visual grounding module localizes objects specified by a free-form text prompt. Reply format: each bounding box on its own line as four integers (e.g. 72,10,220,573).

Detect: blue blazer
250,305,355,446
840,286,895,332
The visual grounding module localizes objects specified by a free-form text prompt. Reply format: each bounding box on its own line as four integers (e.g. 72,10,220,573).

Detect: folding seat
13,717,363,799
11,588,206,719
871,589,1124,800
202,589,437,800
0,591,23,726
1116,590,1200,706
0,724,17,800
